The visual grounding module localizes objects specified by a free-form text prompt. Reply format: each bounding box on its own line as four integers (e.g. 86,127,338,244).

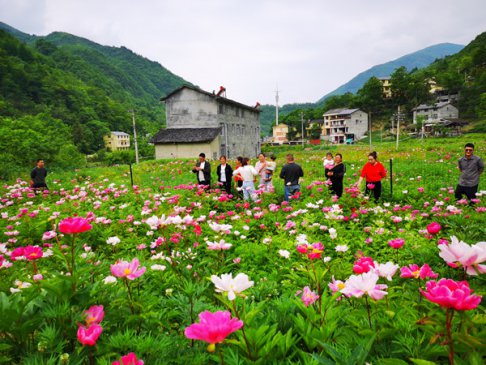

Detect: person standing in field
279,154,304,202
233,156,244,199
326,153,346,198
355,151,386,201
30,159,48,190
192,153,211,188
255,153,268,187
454,143,484,202
216,155,233,195
233,157,259,201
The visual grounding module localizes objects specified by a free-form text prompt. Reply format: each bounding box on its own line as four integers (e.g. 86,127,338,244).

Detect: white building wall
154,137,221,160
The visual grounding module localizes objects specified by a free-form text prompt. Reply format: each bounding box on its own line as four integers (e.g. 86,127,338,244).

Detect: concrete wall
164,88,260,158
155,137,221,160
413,104,458,123
348,111,368,139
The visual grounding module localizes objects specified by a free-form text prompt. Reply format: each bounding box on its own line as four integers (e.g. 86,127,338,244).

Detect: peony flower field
0,137,485,365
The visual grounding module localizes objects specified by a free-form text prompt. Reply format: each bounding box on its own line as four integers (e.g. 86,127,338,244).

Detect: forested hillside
0,23,191,178
271,32,486,138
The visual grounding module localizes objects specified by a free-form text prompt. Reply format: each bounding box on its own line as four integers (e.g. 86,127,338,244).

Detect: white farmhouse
322,108,368,144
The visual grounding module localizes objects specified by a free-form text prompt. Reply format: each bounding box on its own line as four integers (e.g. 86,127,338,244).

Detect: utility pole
301,112,304,148
368,111,372,151
129,109,139,164
275,87,279,126
396,105,400,151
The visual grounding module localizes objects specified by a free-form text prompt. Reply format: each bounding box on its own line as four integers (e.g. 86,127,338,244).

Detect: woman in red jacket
355,151,386,201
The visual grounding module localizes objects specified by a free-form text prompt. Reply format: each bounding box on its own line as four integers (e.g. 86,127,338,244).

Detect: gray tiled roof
150,127,221,144
323,108,360,116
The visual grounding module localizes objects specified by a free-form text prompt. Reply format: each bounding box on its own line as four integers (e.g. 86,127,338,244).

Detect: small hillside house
104,131,130,151
322,108,368,144
151,86,261,160
272,123,289,144
412,102,458,124
378,77,392,99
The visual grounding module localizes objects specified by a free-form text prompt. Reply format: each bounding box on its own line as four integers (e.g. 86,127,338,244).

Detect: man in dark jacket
30,159,48,190
192,153,211,188
279,154,304,202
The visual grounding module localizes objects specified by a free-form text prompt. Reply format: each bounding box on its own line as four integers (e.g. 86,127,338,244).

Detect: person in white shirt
233,157,259,201
217,155,233,195
192,153,211,188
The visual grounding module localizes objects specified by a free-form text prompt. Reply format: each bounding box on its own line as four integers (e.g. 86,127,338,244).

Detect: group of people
192,143,483,204
192,152,303,202
29,143,483,204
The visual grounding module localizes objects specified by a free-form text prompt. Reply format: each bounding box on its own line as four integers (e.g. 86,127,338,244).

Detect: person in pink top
255,153,267,187
355,151,386,201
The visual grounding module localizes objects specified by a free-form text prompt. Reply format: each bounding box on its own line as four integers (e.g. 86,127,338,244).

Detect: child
323,152,334,170
264,165,275,191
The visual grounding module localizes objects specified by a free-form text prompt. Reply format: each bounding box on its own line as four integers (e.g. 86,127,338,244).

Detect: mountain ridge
317,42,464,102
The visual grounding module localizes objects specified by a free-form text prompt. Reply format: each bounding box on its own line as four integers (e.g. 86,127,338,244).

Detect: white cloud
0,0,485,104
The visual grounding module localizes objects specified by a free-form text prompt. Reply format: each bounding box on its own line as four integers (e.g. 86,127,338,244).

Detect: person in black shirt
216,155,233,195
30,159,48,190
279,154,304,202
325,153,346,198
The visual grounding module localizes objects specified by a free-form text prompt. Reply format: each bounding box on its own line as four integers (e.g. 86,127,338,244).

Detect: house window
218,104,224,114
220,123,225,136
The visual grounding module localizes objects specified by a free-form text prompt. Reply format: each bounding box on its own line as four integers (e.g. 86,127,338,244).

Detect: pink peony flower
426,222,441,235
10,247,26,261
110,258,146,280
353,256,375,274
184,311,243,351
340,272,388,300
59,217,92,234
84,305,105,325
366,183,375,190
112,352,144,365
438,236,486,275
388,238,405,249
77,323,103,346
300,286,319,306
420,279,482,310
400,264,438,279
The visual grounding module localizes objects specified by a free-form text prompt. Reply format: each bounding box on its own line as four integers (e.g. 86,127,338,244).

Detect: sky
1,0,485,106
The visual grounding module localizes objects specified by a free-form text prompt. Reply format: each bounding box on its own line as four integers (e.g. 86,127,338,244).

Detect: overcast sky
1,0,485,105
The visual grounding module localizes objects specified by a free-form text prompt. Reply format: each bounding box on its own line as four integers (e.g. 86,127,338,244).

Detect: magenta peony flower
77,323,103,346
59,217,92,234
366,183,375,189
300,286,319,306
420,279,482,311
353,256,375,274
24,245,43,261
400,264,438,279
185,311,243,350
85,305,105,325
112,352,144,365
426,222,441,235
307,242,324,260
10,247,25,261
110,258,146,280
388,238,405,249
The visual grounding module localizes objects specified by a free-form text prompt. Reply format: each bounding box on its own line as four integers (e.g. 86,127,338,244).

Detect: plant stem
218,345,225,365
446,308,455,365
232,301,253,360
124,278,135,314
365,296,372,329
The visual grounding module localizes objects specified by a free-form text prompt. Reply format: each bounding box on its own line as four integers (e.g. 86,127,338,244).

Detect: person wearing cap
454,143,484,202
